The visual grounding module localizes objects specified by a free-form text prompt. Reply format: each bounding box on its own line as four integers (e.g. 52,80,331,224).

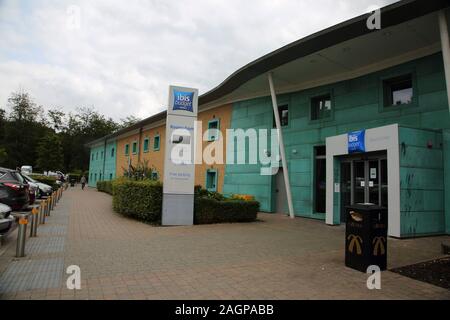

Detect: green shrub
97,180,113,195
194,198,259,225
30,175,60,190
112,179,163,223
110,181,259,225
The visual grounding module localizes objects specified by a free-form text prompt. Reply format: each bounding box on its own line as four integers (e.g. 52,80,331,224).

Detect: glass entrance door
340,153,387,222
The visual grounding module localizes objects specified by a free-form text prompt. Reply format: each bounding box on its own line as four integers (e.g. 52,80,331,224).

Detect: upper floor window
96,152,98,160
383,74,413,107
311,94,331,120
124,144,129,156
92,153,94,160
143,138,149,153
154,135,160,151
101,151,104,159
132,141,138,154
207,119,220,141
111,148,115,157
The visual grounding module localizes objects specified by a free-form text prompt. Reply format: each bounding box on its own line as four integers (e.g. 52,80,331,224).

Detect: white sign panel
163,115,196,194
162,85,198,226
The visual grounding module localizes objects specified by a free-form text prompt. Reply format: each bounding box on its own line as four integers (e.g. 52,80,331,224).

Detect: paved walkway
0,187,449,300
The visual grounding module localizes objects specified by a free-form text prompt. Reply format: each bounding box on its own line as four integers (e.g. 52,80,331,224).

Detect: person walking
80,175,87,190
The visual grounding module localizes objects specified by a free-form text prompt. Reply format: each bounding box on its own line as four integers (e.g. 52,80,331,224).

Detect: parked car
19,173,39,204
0,203,14,234
22,173,52,197
0,167,30,211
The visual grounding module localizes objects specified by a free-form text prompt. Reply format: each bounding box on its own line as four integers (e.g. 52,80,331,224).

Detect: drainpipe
268,72,295,219
439,10,450,112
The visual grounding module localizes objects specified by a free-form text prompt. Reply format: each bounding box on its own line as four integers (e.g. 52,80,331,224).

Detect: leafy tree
119,115,141,129
0,148,7,166
36,133,64,172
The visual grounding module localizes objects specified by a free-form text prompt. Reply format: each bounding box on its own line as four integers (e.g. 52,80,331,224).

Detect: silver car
22,174,52,198
0,203,14,234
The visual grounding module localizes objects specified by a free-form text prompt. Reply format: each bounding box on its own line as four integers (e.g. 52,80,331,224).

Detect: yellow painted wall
115,132,141,177
140,124,166,179
115,104,232,193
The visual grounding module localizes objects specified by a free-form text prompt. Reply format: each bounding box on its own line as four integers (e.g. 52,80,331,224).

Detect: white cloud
0,0,398,121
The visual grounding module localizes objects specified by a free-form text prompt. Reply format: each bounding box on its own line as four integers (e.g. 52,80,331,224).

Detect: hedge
194,198,259,224
97,180,113,195
109,180,259,225
30,175,60,190
112,179,163,223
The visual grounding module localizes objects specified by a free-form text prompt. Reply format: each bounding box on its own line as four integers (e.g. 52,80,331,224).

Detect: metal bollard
16,214,28,257
40,201,46,224
30,207,38,237
46,197,51,216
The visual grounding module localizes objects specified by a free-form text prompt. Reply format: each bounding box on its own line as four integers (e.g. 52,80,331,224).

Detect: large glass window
311,95,331,120
383,74,413,107
314,146,326,213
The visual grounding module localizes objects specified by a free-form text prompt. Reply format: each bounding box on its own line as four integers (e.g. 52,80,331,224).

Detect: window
205,169,218,192
383,74,413,107
314,146,326,214
111,148,115,157
94,173,97,181
125,144,129,156
274,105,289,127
101,151,104,159
109,173,113,180
207,119,220,141
99,173,102,181
154,135,160,151
132,141,138,154
90,173,93,181
143,138,149,153
92,153,94,160
311,94,332,120
96,152,98,160
151,171,158,180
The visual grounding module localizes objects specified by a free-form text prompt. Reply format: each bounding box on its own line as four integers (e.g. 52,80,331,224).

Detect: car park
0,167,30,211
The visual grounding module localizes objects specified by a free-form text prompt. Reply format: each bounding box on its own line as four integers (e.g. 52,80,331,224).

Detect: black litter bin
345,204,387,272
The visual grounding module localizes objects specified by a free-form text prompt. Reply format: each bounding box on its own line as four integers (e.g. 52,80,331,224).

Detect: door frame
325,124,401,237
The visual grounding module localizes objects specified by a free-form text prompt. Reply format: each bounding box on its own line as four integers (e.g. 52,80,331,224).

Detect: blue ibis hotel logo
348,130,366,153
173,90,194,112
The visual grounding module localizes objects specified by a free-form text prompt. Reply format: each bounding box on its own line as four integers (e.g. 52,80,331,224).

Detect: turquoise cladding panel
223,53,450,225
399,127,444,237
88,140,117,187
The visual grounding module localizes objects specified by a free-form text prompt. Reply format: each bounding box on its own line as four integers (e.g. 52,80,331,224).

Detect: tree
47,108,66,132
36,133,64,172
7,92,43,122
0,148,7,166
119,115,141,129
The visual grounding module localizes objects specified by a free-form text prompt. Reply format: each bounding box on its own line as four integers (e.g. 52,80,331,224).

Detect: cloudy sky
0,0,398,121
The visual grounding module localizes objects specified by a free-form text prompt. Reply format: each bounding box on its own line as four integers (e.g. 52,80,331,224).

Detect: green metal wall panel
224,53,450,227
88,140,117,187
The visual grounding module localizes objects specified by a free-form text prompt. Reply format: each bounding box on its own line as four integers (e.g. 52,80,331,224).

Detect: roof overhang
199,0,450,108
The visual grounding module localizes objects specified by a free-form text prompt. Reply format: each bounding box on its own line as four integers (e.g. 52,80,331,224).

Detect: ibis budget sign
348,130,366,153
